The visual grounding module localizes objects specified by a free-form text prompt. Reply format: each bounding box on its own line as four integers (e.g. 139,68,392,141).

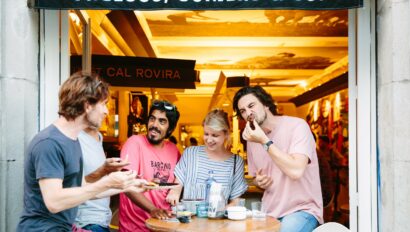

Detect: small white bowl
226,206,247,220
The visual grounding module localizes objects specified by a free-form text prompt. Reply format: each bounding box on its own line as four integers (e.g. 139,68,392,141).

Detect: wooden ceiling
69,9,348,123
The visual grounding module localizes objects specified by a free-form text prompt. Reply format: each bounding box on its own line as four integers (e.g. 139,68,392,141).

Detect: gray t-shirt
17,125,83,232
75,131,112,228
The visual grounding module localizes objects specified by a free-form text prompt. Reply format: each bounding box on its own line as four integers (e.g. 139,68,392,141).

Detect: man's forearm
41,178,111,213
126,192,156,213
85,166,107,183
266,144,308,179
94,188,123,199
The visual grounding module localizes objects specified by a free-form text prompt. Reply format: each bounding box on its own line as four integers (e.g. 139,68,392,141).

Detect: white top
75,130,112,228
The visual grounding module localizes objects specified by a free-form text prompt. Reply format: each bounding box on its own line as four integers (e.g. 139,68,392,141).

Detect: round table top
146,216,281,232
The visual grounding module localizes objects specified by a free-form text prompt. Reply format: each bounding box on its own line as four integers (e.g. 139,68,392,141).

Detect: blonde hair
202,109,231,149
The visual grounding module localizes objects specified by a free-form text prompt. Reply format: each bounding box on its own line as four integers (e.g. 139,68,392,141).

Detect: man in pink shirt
119,100,181,232
233,86,323,232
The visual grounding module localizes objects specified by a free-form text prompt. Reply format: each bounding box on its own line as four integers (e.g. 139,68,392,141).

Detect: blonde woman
166,109,248,207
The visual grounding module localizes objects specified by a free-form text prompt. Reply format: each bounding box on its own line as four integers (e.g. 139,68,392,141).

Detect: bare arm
165,178,183,206
95,178,147,199
39,171,136,213
265,143,309,179
86,157,129,183
125,191,172,220
242,121,309,180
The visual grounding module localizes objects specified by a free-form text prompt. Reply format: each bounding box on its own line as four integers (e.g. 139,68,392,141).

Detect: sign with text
70,55,197,89
30,0,362,10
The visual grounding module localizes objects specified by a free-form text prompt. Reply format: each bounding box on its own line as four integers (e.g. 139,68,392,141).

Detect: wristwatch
263,140,274,151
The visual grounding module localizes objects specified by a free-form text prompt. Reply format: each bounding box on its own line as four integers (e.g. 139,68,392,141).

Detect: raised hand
106,170,137,189
102,156,130,174
125,178,148,194
242,120,269,145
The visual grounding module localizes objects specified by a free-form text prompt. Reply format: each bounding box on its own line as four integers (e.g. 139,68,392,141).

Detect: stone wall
377,0,410,231
0,0,39,231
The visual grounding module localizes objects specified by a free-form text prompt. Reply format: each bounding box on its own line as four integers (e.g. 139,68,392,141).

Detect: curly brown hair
58,72,109,120
233,85,278,120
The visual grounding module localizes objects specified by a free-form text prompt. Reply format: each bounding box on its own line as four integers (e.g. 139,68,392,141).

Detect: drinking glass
251,201,266,220
237,198,246,207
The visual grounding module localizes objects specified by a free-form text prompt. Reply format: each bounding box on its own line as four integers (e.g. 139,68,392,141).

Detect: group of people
17,71,323,232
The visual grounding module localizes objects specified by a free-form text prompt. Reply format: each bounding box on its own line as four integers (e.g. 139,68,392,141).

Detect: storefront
0,0,380,231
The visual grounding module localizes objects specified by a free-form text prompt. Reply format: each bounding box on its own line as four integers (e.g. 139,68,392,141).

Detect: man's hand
150,208,172,220
102,157,130,174
124,178,148,194
105,170,137,189
85,156,130,183
254,169,273,189
242,120,270,145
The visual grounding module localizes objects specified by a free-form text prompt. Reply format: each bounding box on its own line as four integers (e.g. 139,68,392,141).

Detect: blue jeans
278,211,319,232
82,224,110,232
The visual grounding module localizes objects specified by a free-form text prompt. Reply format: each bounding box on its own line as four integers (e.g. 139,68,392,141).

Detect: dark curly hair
232,85,278,120
148,100,180,138
58,71,109,121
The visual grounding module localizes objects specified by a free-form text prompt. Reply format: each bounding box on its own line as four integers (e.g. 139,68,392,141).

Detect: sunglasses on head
152,100,176,112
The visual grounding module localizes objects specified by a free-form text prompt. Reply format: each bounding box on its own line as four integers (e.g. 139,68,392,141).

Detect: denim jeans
278,211,319,232
82,224,110,232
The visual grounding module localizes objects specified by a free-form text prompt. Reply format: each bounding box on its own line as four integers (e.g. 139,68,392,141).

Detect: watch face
264,141,273,151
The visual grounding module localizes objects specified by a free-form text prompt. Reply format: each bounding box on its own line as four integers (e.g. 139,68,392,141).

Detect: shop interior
68,9,350,228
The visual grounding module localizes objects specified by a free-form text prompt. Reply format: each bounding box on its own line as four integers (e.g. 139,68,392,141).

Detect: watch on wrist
263,140,274,151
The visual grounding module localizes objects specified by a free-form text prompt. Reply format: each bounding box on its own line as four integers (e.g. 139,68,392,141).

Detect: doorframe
39,10,69,128
39,4,378,231
348,0,378,231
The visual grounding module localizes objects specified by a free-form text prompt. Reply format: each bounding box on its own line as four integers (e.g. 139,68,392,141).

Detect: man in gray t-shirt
17,72,145,232
18,125,84,231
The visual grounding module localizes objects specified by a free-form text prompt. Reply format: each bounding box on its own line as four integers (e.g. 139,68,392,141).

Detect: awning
29,0,362,10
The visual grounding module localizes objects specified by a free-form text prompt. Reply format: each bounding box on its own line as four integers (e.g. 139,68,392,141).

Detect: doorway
39,2,377,230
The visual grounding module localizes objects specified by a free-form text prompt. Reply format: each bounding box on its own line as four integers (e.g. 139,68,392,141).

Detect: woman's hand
166,188,181,206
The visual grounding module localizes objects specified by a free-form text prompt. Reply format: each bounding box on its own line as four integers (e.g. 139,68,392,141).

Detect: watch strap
264,140,274,151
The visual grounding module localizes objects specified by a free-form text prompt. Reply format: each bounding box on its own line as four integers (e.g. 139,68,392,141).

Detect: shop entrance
38,1,376,230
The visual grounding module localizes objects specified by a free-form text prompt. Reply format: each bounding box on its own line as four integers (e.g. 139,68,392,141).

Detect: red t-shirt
119,135,180,232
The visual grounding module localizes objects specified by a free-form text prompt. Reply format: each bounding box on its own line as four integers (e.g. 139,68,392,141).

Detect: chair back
313,222,350,232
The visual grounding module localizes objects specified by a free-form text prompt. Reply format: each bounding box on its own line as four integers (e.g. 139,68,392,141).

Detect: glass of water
251,201,266,220
237,198,246,207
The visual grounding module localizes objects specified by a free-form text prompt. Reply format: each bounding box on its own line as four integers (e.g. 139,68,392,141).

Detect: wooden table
146,216,280,232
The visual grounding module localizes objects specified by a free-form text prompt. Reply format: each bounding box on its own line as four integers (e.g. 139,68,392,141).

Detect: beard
85,113,101,129
256,110,268,126
147,127,165,145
